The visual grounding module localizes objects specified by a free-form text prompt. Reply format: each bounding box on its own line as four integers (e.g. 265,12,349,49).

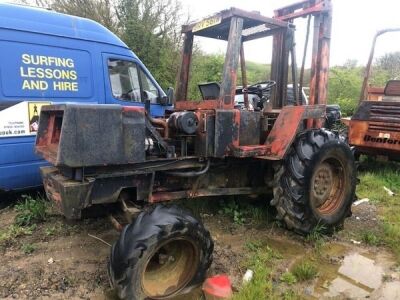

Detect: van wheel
272,129,356,234
108,205,213,300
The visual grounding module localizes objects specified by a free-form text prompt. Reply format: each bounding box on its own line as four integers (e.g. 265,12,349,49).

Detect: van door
102,53,168,117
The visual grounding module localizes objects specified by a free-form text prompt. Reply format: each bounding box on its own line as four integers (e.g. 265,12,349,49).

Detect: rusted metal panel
264,105,305,159
175,32,193,102
275,1,326,21
35,104,146,167
239,42,249,110
214,109,240,157
194,111,215,157
239,111,261,145
384,80,400,96
41,166,94,219
149,186,270,203
35,109,63,164
231,145,268,157
349,120,400,151
367,86,385,101
262,105,325,159
175,99,220,110
182,7,287,34
352,101,400,123
270,28,289,109
349,101,400,154
219,17,243,109
272,0,332,115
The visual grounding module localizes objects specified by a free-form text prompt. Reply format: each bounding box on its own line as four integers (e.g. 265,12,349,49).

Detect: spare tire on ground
108,205,213,300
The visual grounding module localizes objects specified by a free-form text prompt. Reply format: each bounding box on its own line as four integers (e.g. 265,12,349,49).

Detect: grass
360,230,379,246
281,290,300,300
0,224,35,248
14,195,48,226
220,199,247,225
233,242,275,300
233,241,301,299
280,272,297,285
182,196,271,226
305,222,326,254
356,158,400,259
21,243,35,254
292,261,318,282
0,195,49,249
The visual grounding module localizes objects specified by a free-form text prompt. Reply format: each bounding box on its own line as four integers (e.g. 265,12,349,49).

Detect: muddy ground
0,197,399,299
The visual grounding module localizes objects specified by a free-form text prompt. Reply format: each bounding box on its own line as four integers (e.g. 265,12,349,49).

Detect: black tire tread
272,129,355,234
109,205,213,300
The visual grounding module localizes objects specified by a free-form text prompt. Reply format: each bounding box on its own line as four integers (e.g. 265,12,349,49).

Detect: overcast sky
182,0,400,66
3,0,399,67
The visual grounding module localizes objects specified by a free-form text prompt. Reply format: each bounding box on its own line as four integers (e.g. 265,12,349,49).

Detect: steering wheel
120,89,133,100
243,80,276,95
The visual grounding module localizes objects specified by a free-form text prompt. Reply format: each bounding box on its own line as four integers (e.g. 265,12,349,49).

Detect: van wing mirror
158,87,174,106
166,87,174,105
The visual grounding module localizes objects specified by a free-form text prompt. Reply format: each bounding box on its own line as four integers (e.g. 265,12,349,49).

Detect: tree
116,0,183,89
328,66,363,116
22,0,118,33
187,53,225,99
328,66,363,102
375,51,400,80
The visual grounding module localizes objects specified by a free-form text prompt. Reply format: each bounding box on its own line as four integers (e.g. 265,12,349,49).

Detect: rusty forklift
35,1,356,299
346,28,400,161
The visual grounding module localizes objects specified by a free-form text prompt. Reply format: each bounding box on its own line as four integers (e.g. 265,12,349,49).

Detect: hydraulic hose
164,160,210,177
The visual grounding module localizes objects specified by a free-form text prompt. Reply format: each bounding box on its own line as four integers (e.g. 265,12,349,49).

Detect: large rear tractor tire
108,205,213,300
272,129,356,234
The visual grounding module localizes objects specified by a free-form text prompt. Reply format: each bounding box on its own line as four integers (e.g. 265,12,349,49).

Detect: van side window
139,68,159,103
108,59,141,102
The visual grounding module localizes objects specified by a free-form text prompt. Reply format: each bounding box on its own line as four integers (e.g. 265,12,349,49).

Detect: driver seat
198,82,220,100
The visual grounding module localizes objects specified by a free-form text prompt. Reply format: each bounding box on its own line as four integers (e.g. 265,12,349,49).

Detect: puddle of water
338,253,383,290
264,237,305,258
310,244,400,299
323,277,369,298
371,281,400,299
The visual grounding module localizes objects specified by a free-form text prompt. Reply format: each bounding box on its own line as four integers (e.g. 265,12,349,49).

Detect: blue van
0,4,172,192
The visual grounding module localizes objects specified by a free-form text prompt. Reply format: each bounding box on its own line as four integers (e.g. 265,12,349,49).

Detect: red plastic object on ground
202,275,233,299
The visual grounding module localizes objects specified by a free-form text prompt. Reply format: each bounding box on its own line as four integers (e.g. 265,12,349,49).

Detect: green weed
306,222,326,252
45,226,57,236
360,231,379,246
21,243,35,254
219,200,246,225
292,261,318,282
245,240,263,252
306,222,326,243
0,224,34,247
14,195,48,226
281,289,300,300
280,272,297,285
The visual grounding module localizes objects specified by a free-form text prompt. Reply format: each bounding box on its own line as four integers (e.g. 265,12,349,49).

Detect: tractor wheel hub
312,163,334,207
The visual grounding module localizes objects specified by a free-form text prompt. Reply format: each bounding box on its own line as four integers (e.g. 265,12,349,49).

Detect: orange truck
346,28,400,161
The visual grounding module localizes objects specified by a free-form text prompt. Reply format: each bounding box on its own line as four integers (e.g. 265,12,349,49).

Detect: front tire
108,205,213,300
272,129,356,234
